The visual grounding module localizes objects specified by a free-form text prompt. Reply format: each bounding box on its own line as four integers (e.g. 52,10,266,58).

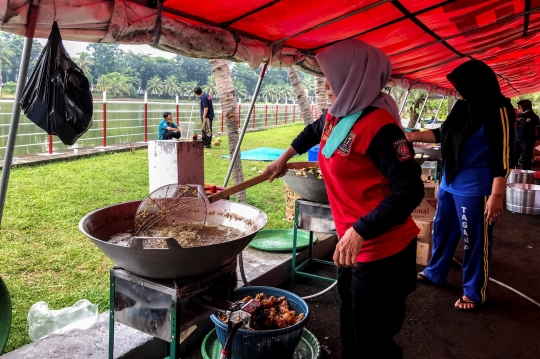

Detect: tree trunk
0,64,3,98
209,59,246,202
286,67,313,125
314,76,327,118
447,96,455,115
407,95,426,128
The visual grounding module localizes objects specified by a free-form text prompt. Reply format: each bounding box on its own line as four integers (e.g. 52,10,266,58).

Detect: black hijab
440,60,508,185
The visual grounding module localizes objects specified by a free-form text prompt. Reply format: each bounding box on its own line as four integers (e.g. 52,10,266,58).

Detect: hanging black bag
20,21,93,146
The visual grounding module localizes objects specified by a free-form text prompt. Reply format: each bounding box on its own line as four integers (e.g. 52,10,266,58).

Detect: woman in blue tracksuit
406,60,514,311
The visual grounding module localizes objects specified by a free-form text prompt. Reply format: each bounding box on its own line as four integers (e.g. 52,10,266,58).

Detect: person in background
158,112,180,140
514,99,539,170
406,60,514,311
264,39,424,359
194,86,214,148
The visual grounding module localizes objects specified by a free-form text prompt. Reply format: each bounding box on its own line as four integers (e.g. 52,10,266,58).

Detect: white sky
37,39,177,58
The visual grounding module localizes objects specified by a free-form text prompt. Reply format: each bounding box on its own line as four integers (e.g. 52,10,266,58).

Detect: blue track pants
423,187,493,303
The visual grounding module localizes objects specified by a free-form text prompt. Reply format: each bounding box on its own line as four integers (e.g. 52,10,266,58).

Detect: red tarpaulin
1,0,540,96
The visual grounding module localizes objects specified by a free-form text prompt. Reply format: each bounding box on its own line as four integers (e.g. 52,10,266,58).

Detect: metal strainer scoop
134,162,316,235
134,184,208,235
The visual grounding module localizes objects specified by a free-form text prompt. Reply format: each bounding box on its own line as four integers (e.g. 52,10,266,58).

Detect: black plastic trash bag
20,21,93,146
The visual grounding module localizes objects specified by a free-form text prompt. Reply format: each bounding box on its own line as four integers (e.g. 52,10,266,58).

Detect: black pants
338,238,417,359
202,118,213,147
163,131,180,140
514,140,534,170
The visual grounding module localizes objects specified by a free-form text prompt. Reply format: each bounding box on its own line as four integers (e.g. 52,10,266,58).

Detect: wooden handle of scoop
207,172,272,203
206,161,320,204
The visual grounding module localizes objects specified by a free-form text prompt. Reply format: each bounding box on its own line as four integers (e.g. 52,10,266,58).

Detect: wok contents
220,293,305,330
108,222,245,248
293,167,322,179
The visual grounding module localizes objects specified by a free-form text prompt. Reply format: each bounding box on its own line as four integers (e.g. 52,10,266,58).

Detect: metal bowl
507,169,536,184
79,200,267,279
505,183,540,215
282,170,329,204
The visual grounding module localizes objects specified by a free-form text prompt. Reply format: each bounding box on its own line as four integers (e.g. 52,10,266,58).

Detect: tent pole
434,96,446,119
223,63,268,187
415,90,431,128
0,1,40,227
398,88,410,117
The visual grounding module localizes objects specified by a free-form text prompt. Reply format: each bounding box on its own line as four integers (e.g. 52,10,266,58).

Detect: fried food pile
220,293,305,330
293,167,323,179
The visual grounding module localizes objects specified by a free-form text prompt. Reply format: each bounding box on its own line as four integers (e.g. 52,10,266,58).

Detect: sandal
417,272,435,284
454,296,480,311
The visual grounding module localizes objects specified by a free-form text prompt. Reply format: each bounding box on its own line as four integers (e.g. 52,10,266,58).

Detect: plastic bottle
27,299,98,341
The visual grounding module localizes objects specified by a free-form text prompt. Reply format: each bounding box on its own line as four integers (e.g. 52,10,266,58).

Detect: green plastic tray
0,277,12,354
201,328,320,359
249,229,317,252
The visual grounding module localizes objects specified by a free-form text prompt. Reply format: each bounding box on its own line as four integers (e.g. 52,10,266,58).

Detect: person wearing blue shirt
158,112,180,140
194,86,214,148
406,60,514,311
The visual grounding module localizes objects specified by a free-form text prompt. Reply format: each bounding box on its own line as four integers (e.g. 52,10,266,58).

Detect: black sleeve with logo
353,124,425,240
290,112,326,154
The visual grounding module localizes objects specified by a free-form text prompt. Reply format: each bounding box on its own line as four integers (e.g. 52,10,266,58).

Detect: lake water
0,100,303,157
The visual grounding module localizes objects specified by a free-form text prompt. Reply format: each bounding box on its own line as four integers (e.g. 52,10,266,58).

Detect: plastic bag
27,299,98,342
20,21,93,146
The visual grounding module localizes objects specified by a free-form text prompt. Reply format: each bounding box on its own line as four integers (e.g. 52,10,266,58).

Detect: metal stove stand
292,199,337,284
109,262,236,359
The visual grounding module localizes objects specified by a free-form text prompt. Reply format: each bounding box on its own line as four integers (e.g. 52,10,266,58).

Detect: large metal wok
79,199,267,279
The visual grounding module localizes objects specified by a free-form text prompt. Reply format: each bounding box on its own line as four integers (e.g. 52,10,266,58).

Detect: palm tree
233,80,248,100
301,75,316,97
73,51,93,75
95,73,133,98
287,67,314,125
163,75,180,97
0,39,13,97
203,75,218,96
209,59,247,202
179,81,198,99
260,84,279,103
314,76,327,117
276,84,294,104
94,76,110,93
146,76,163,95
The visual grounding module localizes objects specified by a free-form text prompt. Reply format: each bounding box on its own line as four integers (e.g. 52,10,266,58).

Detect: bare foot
454,295,477,310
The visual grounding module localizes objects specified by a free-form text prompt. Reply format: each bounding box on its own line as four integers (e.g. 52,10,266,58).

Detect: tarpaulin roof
1,0,540,97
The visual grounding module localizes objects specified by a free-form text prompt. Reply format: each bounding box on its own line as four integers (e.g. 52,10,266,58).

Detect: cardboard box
412,199,438,220
423,181,439,199
414,220,433,241
416,240,433,266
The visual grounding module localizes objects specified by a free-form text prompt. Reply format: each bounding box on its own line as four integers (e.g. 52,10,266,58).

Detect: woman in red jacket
265,39,424,359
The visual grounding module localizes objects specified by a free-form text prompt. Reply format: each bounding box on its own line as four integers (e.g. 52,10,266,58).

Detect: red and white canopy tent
3,0,540,95
0,0,539,223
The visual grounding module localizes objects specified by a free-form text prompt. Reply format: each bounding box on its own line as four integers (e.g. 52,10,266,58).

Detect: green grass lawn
0,123,308,352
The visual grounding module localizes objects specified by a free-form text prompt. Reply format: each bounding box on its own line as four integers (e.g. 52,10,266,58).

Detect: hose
301,280,338,300
238,252,250,287
220,321,244,359
451,257,540,308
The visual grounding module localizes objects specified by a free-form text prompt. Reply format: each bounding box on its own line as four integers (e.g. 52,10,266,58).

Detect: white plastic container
179,122,195,140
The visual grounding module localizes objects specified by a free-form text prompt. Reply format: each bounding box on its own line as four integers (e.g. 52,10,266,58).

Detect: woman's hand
263,146,299,182
263,160,288,182
333,227,364,268
485,194,504,224
405,130,436,143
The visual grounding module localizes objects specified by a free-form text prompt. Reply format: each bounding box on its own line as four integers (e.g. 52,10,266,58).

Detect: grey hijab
316,39,400,123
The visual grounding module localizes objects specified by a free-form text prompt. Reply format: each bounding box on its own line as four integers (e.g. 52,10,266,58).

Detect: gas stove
109,261,237,359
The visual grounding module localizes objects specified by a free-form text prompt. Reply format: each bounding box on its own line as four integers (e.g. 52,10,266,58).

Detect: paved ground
4,146,539,359
180,206,540,359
